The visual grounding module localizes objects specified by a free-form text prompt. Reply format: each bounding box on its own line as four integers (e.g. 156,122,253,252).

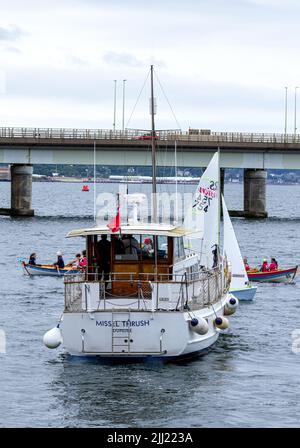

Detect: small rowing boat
247,266,298,283
22,262,80,277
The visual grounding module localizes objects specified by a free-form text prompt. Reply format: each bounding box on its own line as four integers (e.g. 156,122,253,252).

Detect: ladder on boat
111,311,132,354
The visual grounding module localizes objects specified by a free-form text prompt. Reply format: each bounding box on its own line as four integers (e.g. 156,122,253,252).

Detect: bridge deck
1,127,300,168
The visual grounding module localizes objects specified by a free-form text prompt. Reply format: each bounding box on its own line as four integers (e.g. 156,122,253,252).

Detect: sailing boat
222,195,257,301
184,152,220,269
43,67,238,360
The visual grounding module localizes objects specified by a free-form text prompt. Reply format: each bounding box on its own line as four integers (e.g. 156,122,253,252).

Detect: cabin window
114,234,140,261
174,237,185,261
141,235,168,260
141,235,155,260
157,236,168,259
113,234,169,262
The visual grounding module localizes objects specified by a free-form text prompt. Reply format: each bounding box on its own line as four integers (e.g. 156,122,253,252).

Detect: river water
0,181,300,428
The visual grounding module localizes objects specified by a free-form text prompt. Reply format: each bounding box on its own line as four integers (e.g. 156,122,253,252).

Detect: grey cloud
0,25,26,41
1,65,287,133
65,55,89,67
103,51,143,67
5,46,22,54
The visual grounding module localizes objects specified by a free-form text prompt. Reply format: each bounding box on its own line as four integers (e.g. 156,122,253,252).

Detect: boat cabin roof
66,223,190,238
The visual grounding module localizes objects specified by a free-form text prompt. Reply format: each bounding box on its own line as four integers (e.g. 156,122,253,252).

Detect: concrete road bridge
1,126,300,217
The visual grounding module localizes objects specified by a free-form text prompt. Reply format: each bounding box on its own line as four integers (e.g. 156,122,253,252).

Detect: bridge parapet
1,126,300,145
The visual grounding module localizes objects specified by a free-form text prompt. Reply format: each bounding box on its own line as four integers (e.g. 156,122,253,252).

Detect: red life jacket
261,262,269,272
269,262,277,271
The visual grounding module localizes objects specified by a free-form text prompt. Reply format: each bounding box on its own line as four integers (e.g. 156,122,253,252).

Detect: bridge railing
1,127,300,144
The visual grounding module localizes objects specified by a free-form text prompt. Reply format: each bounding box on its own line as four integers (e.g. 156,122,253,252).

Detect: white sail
222,195,249,289
184,152,219,268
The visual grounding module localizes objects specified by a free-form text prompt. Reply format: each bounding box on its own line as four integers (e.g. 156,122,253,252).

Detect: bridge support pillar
10,164,34,216
220,168,225,216
220,168,225,196
243,169,267,218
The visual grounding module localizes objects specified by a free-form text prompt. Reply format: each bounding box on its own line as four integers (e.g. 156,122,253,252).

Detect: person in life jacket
260,258,269,272
243,257,250,271
269,257,278,271
79,250,87,269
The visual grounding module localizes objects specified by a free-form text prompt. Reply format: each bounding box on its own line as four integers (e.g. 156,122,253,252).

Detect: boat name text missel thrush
96,320,151,327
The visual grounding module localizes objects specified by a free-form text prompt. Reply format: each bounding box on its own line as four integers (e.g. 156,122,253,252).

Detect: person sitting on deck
66,253,81,268
143,237,154,258
243,257,250,271
29,253,37,265
260,258,269,272
269,258,278,271
54,251,65,269
79,250,87,269
122,235,140,256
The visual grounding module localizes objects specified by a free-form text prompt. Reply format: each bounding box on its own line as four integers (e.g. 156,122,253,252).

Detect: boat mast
150,65,157,223
217,146,221,257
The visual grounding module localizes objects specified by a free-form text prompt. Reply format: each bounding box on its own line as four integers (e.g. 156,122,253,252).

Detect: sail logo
198,186,217,198
0,328,6,354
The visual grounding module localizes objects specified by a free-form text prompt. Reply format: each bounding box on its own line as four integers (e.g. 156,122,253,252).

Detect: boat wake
266,217,300,223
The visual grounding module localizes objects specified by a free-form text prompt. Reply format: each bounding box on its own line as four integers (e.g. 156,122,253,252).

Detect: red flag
107,207,120,233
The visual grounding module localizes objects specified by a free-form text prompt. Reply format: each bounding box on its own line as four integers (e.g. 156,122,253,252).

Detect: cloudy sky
1,0,300,133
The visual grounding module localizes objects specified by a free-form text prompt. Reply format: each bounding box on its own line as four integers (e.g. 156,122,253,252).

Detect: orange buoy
82,185,89,191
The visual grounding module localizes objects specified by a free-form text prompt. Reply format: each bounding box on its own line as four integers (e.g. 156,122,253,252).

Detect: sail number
193,181,218,213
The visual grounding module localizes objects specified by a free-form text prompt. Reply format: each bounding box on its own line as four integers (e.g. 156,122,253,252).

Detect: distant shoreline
0,178,299,186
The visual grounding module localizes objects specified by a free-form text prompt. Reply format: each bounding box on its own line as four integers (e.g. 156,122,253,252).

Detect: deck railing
64,267,228,312
1,126,300,144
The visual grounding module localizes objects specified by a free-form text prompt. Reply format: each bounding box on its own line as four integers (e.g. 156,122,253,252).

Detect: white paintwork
230,286,257,301
61,296,228,358
66,223,191,238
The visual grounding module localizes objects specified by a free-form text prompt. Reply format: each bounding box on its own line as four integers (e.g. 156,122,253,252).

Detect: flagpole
217,147,221,252
93,141,96,221
150,65,157,223
117,193,121,238
174,139,178,224
150,65,158,274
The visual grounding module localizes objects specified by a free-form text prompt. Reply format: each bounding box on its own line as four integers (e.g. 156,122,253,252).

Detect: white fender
189,317,209,335
224,295,239,315
214,316,230,330
43,325,62,349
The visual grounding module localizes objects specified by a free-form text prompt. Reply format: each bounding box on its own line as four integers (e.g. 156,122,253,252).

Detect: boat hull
23,263,80,277
60,298,228,360
248,266,298,283
230,286,257,301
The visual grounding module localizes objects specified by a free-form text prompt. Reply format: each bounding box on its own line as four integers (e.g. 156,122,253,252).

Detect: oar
22,262,32,277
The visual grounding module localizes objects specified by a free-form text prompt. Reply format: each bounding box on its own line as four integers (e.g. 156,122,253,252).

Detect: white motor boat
44,223,236,360
43,66,238,361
